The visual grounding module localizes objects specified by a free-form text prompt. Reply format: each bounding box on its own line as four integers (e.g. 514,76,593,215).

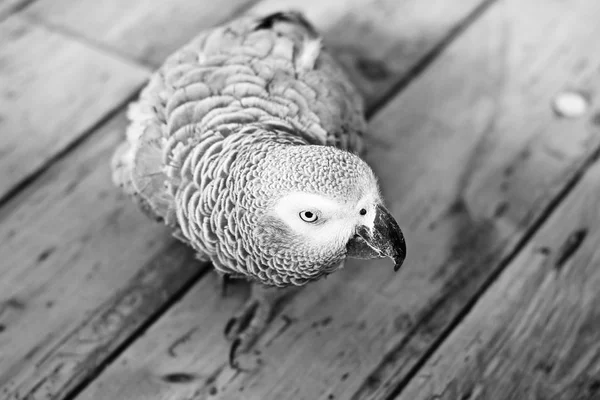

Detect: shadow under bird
112,10,406,369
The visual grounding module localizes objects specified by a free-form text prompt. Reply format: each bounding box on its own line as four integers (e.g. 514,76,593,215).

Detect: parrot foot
224,283,298,371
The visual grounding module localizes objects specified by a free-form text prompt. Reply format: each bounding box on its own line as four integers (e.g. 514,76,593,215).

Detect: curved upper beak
346,204,406,271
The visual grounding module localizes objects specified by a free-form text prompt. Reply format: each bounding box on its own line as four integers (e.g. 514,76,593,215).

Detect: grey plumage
112,11,373,285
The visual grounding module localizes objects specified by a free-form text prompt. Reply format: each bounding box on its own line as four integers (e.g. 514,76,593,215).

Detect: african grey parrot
112,10,406,369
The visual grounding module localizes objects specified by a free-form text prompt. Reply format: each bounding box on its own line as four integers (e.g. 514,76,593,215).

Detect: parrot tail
254,11,319,39
255,11,322,75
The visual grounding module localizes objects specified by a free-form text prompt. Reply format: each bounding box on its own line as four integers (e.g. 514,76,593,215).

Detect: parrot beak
346,204,406,271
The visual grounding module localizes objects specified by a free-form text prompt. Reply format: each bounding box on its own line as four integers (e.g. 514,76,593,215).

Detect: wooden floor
2,0,600,399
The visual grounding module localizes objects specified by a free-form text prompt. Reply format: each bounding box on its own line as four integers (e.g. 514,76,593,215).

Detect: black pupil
304,212,314,219
359,208,367,215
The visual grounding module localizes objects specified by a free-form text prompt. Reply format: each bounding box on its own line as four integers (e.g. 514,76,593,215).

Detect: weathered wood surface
73,0,600,399
26,0,261,66
0,15,148,203
25,0,491,105
398,159,600,400
252,0,493,111
0,113,202,400
0,0,487,399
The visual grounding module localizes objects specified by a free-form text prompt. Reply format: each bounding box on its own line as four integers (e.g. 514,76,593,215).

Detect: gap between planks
68,0,600,399
21,0,264,70
0,0,490,399
0,15,150,206
384,144,600,400
0,87,144,210
24,0,264,68
62,1,501,398
0,0,36,21
365,0,496,119
0,0,259,207
398,146,600,400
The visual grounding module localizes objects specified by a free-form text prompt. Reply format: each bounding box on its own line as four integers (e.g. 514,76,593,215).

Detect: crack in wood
162,372,197,384
167,327,200,358
10,0,597,399
554,228,587,271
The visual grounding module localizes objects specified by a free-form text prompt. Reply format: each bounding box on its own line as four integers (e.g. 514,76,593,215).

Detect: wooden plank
27,0,489,104
398,159,600,400
0,113,192,398
0,15,148,202
72,0,600,399
252,0,492,111
25,0,489,104
0,0,488,399
25,0,261,66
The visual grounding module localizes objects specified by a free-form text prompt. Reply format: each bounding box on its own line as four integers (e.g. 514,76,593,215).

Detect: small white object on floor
552,91,589,118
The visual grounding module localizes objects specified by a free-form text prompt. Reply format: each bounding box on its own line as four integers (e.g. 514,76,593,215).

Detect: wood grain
0,113,192,399
25,0,488,104
398,157,600,400
0,0,487,398
251,0,491,111
0,15,148,203
26,0,261,66
72,0,600,399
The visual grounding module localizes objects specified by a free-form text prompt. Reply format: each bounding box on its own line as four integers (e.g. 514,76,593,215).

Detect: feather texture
112,11,369,285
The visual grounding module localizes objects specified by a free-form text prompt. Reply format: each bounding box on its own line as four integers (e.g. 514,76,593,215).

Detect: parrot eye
299,211,318,223
359,208,367,215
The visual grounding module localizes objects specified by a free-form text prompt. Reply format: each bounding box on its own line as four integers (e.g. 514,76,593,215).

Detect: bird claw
224,296,271,370
224,299,259,340
228,338,261,371
229,338,242,370
223,284,288,371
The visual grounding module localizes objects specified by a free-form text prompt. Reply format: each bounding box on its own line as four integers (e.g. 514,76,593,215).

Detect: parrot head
248,143,406,285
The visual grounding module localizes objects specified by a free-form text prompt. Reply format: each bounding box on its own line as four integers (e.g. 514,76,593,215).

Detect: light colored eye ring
299,210,318,223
